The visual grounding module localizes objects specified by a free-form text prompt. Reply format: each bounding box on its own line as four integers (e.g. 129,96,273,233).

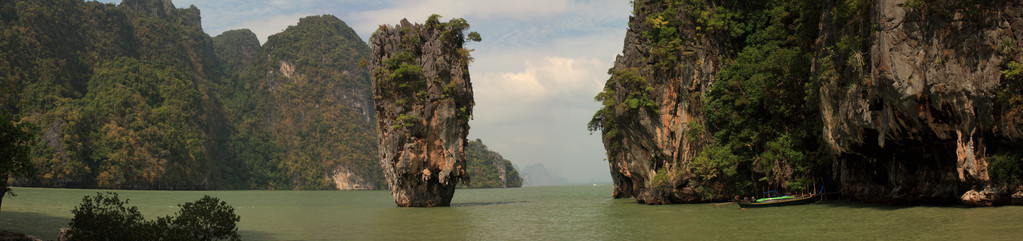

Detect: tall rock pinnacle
369,16,478,207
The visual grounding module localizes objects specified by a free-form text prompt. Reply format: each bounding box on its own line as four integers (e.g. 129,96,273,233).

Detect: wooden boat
738,193,821,208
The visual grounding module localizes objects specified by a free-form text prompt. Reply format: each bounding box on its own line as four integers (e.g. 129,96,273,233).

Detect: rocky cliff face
369,17,476,207
599,0,1023,205
597,0,726,204
241,15,382,190
817,0,1023,205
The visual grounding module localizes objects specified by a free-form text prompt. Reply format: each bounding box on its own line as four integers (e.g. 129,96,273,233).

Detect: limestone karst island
1,0,1023,240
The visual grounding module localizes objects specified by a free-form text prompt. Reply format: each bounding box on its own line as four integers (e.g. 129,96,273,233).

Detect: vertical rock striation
369,17,476,207
816,0,1023,205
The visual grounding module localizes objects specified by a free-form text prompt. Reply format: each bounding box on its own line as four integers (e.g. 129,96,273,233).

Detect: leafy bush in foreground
69,192,240,241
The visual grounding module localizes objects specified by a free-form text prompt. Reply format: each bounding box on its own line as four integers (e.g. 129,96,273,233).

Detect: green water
2,186,1022,240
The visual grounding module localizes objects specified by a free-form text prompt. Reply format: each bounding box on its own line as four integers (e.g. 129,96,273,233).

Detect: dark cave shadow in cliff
449,201,527,207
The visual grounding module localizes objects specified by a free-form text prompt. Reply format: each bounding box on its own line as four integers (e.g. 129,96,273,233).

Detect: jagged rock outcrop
598,0,726,204
121,0,201,28
816,0,1023,205
369,17,477,207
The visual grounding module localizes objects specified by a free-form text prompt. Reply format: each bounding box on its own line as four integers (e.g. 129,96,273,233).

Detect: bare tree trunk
1,174,8,212
0,187,6,212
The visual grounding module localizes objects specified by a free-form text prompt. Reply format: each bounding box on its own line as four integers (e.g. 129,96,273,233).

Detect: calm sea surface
2,185,1022,240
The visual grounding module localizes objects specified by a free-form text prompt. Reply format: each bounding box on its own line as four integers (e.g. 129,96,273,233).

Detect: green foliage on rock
587,68,658,118
370,14,478,145
84,57,214,189
990,17,1023,184
213,29,260,84
1004,61,1023,80
228,15,382,190
0,0,237,189
995,34,1023,143
697,0,827,195
382,51,426,91
989,152,1023,185
592,0,830,198
69,192,240,241
1,1,382,190
459,139,523,188
588,68,650,165
393,114,419,129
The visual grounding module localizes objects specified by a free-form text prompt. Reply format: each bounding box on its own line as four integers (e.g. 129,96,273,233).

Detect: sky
97,0,631,184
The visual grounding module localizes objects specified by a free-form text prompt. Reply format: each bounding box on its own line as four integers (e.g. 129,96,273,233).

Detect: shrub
69,193,241,241
650,167,672,187
988,152,1023,185
69,192,155,240
161,196,241,241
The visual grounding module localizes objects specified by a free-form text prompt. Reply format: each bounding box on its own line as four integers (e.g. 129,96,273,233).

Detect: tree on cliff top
0,111,36,212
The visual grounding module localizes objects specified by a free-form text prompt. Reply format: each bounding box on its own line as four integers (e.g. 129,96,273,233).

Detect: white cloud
473,56,605,122
348,0,571,32
468,55,611,182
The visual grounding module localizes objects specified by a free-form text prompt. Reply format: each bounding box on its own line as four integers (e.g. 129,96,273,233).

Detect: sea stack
369,16,478,207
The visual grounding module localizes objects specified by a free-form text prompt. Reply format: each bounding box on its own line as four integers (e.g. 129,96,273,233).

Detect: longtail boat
737,188,823,208
737,194,820,208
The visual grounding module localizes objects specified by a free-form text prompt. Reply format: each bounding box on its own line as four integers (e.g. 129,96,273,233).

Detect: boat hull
738,195,820,208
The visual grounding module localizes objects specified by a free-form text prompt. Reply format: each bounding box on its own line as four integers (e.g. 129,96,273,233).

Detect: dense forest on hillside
2,0,233,189
1,0,522,191
461,139,522,189
219,15,383,190
0,0,382,190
